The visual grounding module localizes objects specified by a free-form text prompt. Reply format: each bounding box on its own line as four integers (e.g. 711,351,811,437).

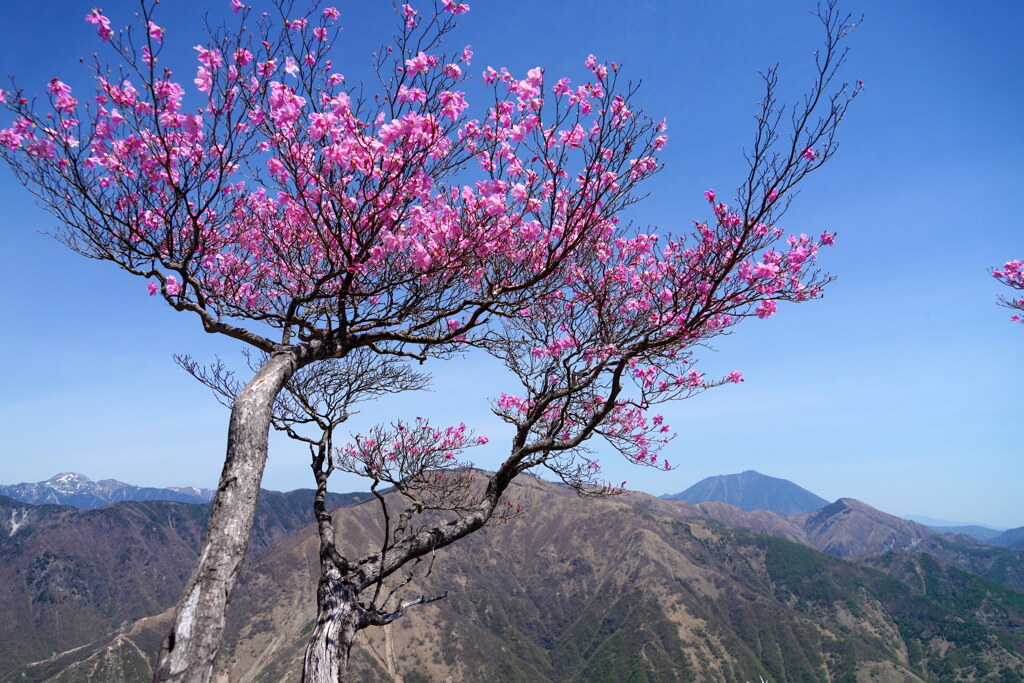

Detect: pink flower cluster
993,260,1024,322
336,418,485,482
85,9,113,42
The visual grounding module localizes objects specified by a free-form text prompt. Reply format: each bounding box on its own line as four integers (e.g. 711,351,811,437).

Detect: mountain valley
1,473,1023,681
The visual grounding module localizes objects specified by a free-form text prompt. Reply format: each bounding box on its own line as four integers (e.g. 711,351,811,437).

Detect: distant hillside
664,470,829,514
994,526,1024,549
16,479,1024,682
0,488,373,678
801,498,937,557
929,524,1005,543
657,495,1024,594
0,472,216,508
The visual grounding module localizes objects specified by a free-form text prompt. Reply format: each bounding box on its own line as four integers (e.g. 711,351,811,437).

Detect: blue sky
0,1,1020,528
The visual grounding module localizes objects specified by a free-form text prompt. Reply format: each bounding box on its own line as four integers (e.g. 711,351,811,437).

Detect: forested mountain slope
11,478,1023,682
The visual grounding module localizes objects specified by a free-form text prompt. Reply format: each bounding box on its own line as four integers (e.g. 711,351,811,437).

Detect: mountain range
666,470,1024,550
0,473,216,508
2,472,1023,680
7,471,1021,548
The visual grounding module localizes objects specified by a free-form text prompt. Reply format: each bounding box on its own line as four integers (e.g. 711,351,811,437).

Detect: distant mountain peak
47,472,92,483
663,470,829,515
829,497,870,511
1,474,215,508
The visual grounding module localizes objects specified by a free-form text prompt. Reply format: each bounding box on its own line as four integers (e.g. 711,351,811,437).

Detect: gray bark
154,348,309,682
302,444,359,682
302,561,361,682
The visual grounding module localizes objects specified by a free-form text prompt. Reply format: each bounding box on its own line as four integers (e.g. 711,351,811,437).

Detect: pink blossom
396,85,425,106
147,281,159,296
402,4,417,29
194,67,213,94
194,46,224,71
439,90,468,120
819,231,835,246
233,48,253,66
704,189,716,203
552,77,571,96
85,10,113,42
482,193,505,216
322,7,340,20
994,261,1024,322
257,60,277,78
558,124,585,149
26,138,55,159
629,156,657,180
994,260,1024,284
405,51,435,75
802,147,816,160
461,45,473,64
751,261,779,279
266,157,287,180
442,0,470,14
148,21,164,43
411,242,432,270
787,245,809,265
0,126,23,150
231,0,244,14
727,370,744,384
766,188,778,204
48,79,77,113
755,299,777,319
314,27,328,42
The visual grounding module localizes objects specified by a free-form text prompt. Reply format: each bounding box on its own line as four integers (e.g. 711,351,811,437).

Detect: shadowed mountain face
995,527,1024,549
9,479,1024,683
664,470,830,514
0,473,216,508
0,489,372,678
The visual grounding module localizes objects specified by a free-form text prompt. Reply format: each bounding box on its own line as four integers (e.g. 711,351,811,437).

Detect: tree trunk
302,564,361,682
154,350,303,683
303,445,361,682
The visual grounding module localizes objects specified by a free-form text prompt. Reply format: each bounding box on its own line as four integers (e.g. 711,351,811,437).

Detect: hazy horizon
2,467,1017,532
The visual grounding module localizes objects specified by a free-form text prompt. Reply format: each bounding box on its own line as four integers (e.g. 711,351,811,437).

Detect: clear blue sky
1,1,1020,527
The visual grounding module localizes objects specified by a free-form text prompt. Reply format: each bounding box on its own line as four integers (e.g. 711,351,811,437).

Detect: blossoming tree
993,260,1024,322
0,0,857,680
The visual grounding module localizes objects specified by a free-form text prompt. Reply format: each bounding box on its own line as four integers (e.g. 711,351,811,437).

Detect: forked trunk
302,564,361,682
154,350,304,683
302,444,361,682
